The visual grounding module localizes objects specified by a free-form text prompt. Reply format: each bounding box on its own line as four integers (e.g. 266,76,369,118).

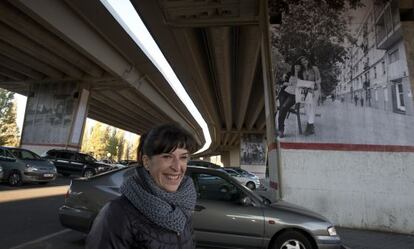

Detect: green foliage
82,123,109,159
0,88,20,146
272,0,356,95
81,120,139,161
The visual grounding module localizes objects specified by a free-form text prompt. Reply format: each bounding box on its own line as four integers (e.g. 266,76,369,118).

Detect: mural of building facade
273,0,414,146
336,0,413,116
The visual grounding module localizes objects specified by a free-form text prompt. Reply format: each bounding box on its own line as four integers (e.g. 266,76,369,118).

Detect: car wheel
273,231,314,249
246,181,256,190
83,169,94,178
8,171,23,186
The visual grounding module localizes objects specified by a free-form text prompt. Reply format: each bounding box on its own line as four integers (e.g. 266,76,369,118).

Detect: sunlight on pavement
0,186,69,203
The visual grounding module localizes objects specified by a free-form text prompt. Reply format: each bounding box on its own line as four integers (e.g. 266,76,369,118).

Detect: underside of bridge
0,0,274,156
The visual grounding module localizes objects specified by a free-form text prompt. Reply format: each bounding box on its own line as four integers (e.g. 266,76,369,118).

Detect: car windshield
9,149,42,160
223,169,240,177
84,154,97,162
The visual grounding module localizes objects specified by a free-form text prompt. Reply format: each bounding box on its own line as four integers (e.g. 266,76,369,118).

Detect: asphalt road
0,176,86,249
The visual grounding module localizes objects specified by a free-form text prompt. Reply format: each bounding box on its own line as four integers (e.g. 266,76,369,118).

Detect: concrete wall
280,149,414,234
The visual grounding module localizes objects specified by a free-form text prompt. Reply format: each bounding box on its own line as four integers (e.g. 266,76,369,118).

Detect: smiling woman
86,124,198,249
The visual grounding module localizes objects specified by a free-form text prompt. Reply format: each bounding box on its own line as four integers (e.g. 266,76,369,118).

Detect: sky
14,93,27,133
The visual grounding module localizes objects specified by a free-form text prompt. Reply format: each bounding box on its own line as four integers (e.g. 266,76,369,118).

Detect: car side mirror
240,196,253,206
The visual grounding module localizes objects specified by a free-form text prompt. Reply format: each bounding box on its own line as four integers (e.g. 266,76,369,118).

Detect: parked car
221,168,261,190
226,166,258,178
59,166,342,249
188,160,221,168
0,146,57,186
118,160,138,166
43,149,112,177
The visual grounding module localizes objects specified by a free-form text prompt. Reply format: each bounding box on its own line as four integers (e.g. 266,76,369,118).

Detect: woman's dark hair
295,55,315,80
137,124,197,164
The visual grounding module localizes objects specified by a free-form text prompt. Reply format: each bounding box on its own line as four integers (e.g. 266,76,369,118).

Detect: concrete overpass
0,0,277,161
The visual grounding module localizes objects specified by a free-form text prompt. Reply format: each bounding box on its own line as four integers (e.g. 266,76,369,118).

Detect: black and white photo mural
272,0,414,147
240,134,266,166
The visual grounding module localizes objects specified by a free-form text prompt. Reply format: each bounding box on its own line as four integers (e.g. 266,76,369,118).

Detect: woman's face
143,148,190,192
294,64,301,73
300,57,309,67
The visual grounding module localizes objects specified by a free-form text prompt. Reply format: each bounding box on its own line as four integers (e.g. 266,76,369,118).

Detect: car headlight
25,164,38,172
328,226,337,236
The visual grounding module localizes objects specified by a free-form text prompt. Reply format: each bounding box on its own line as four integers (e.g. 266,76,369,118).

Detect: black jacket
86,195,195,249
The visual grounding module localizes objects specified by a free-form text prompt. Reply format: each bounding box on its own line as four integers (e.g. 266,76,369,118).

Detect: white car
221,168,260,190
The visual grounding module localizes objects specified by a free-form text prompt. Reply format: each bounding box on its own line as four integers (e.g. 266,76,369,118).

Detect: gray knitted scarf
120,166,197,233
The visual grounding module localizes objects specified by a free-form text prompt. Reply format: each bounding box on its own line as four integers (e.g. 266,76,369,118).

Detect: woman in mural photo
297,55,321,136
277,64,301,138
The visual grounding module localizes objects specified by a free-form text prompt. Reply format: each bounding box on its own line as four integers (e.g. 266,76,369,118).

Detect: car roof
1,147,34,152
47,149,89,156
188,160,221,167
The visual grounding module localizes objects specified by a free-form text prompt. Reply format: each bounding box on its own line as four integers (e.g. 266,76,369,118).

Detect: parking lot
2,174,414,249
0,176,75,249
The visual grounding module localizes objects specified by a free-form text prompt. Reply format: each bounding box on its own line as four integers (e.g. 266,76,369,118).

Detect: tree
0,89,20,146
82,122,110,159
271,0,361,96
106,128,126,161
116,130,125,161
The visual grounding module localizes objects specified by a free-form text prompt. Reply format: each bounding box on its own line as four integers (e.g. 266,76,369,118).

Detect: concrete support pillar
229,147,240,166
20,82,90,155
260,0,281,199
401,21,414,101
221,151,230,167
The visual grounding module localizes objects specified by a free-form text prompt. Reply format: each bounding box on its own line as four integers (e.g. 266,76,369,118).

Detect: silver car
221,168,261,190
59,166,342,249
0,146,57,186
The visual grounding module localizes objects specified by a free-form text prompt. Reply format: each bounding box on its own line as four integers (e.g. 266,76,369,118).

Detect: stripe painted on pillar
269,142,414,152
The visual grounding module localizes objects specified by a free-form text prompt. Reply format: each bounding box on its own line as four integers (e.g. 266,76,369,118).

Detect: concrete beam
207,27,233,131
0,40,64,78
0,66,26,81
0,1,103,78
236,26,261,130
229,133,239,146
97,91,167,126
88,101,151,132
246,95,264,130
0,22,84,78
245,68,265,129
222,132,231,146
257,110,266,131
117,89,173,125
14,0,202,143
172,28,221,127
88,110,143,135
0,54,44,80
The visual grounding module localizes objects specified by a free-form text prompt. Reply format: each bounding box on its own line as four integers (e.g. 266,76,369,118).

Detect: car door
0,148,19,178
54,151,75,173
191,172,264,249
72,153,88,173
